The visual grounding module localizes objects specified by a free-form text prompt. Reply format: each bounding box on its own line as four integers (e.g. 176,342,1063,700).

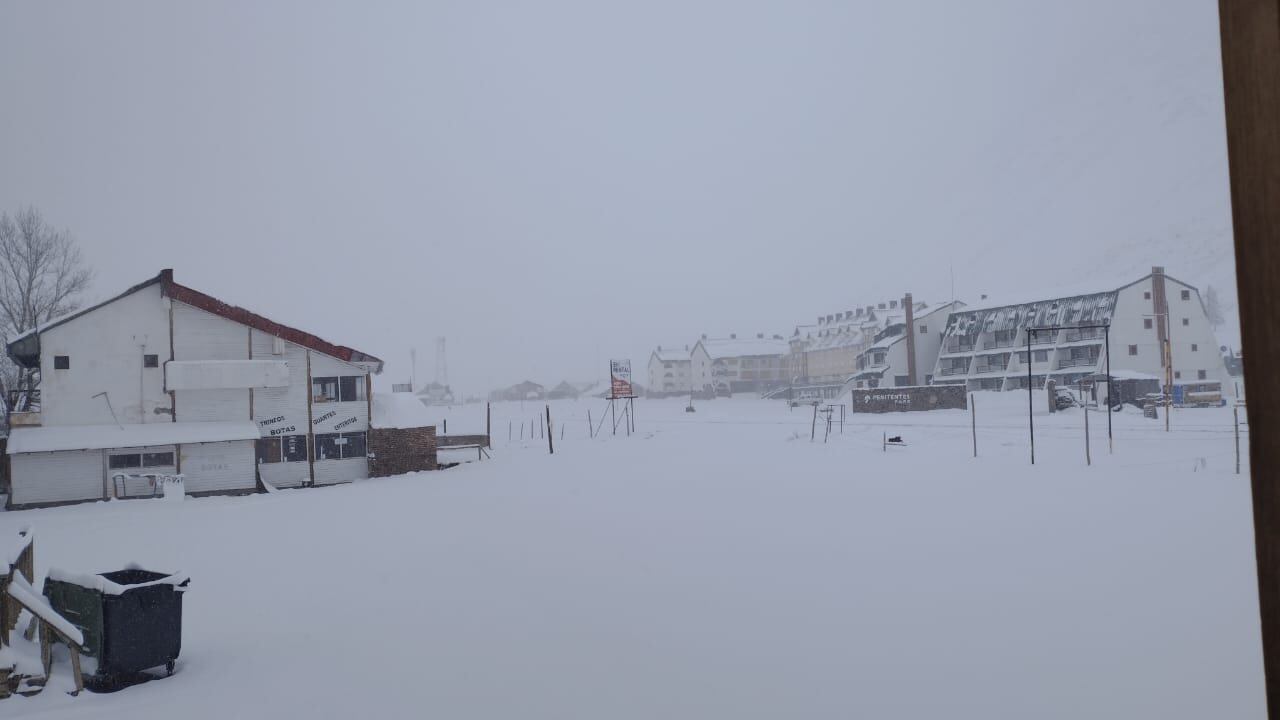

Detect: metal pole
588,409,593,438
971,392,977,458
1028,328,1035,465
1105,324,1113,453
486,403,492,448
1236,406,1242,475
840,404,845,433
611,398,617,436
546,405,554,454
810,403,818,442
1085,405,1091,466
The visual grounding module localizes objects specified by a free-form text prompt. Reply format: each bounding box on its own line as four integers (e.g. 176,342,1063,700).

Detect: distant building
547,381,581,400
929,267,1230,394
690,334,788,396
491,381,546,402
848,297,964,390
416,381,454,406
647,345,692,396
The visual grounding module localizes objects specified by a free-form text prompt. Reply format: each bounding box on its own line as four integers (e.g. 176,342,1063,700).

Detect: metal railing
982,337,1016,349
1058,356,1099,369
939,366,969,376
1062,329,1104,343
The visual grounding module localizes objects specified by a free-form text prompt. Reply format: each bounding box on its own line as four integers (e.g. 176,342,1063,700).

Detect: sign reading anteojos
609,359,634,398
850,385,968,413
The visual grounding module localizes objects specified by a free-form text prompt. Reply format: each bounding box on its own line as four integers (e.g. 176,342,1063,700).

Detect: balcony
1058,356,1099,369
939,365,970,376
1062,329,1104,343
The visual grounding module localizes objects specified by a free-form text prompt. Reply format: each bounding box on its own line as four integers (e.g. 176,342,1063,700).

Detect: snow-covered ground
1,394,1264,719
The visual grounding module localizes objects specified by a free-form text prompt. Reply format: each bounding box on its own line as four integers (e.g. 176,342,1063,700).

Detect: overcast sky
0,1,1234,395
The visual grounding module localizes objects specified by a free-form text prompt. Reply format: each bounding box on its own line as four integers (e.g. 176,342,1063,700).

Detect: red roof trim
158,269,382,370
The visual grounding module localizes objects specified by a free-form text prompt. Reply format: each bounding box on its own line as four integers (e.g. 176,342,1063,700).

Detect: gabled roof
6,270,383,372
694,336,788,359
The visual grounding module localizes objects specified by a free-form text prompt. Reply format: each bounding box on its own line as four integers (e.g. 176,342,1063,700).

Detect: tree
1205,284,1226,332
0,206,92,413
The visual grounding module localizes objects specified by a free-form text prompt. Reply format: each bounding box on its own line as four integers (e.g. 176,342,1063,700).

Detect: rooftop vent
981,294,988,300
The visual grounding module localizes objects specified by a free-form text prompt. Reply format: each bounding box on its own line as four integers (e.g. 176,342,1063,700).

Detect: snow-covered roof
944,291,1118,338
7,420,260,454
651,346,690,362
697,336,788,359
371,392,436,429
47,564,189,597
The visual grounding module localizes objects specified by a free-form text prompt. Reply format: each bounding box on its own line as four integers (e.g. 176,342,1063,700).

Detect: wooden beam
1218,1,1280,716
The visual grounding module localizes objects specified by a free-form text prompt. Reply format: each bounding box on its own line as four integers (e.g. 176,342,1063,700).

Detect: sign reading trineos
850,385,967,413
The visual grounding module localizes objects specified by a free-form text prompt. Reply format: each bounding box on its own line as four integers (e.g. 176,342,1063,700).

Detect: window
143,354,159,368
108,454,141,470
109,451,174,470
312,376,339,402
1144,291,1152,299
1174,371,1182,379
894,375,909,386
919,324,928,334
663,362,672,369
1191,343,1198,352
873,352,886,365
1143,318,1153,329
258,435,309,464
339,376,366,402
143,451,175,467
1128,345,1138,356
53,355,70,369
1034,350,1049,362
313,431,367,461
1198,370,1207,380
1181,289,1191,300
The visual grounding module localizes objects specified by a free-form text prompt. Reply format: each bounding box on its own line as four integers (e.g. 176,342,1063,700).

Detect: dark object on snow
44,568,188,683
685,404,696,413
887,435,903,444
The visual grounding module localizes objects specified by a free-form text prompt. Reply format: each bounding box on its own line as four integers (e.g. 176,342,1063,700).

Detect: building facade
690,334,788,395
849,299,963,390
929,267,1230,395
647,346,692,396
4,270,383,508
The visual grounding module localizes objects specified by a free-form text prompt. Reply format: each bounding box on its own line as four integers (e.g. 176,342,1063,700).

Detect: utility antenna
435,337,448,387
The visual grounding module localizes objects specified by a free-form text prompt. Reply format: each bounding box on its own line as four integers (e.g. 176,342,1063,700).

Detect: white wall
172,301,251,422
1110,277,1230,390
39,283,172,427
181,440,256,493
9,450,104,506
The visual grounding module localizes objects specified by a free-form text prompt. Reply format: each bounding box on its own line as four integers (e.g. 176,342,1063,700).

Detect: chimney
867,305,875,313
701,333,707,340
981,294,988,300
856,308,864,317
730,333,736,339
890,299,898,309
1151,266,1169,368
827,314,834,323
904,293,917,386
817,316,824,325
846,310,854,318
757,333,763,339
878,303,887,310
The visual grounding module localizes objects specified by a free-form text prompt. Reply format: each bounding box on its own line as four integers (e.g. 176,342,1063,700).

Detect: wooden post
1218,3,1280,713
1084,405,1091,466
971,393,977,458
546,405,554,455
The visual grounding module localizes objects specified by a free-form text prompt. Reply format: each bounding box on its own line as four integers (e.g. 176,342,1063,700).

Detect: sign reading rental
610,359,634,398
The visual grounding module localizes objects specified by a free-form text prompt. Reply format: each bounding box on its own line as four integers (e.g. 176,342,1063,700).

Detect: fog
0,1,1232,396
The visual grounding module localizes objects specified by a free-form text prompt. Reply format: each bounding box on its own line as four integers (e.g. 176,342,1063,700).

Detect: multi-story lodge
848,297,964,389
647,345,692,396
690,334,788,395
782,295,960,398
4,270,384,508
929,267,1229,394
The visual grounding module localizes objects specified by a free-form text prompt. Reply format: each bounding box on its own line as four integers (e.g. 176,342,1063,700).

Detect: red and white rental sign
610,359,634,398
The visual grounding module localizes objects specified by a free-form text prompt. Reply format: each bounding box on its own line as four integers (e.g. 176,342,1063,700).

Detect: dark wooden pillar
1219,1,1280,715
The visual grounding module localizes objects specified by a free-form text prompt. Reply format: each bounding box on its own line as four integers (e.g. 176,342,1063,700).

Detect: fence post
1084,405,1091,466
546,405,554,455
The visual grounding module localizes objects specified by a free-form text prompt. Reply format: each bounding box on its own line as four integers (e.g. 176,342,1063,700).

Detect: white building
4,270,383,508
848,298,964,390
647,345,692,396
929,267,1230,395
690,334,789,395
